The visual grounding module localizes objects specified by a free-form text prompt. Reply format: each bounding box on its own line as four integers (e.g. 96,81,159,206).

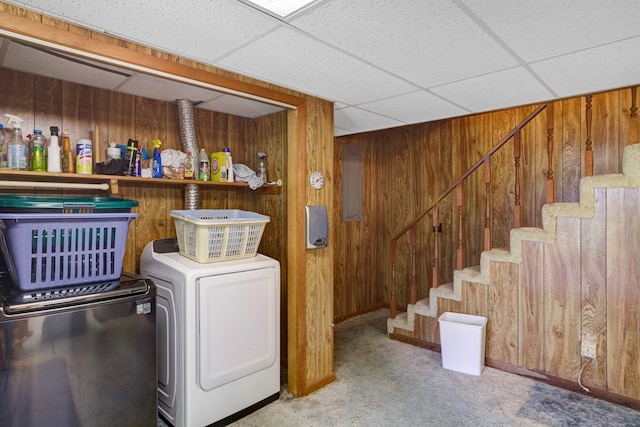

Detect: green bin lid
0,195,138,209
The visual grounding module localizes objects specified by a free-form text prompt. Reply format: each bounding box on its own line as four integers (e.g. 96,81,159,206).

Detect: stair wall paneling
543,216,582,380
518,240,545,371
487,261,518,366
579,187,607,389
605,187,640,397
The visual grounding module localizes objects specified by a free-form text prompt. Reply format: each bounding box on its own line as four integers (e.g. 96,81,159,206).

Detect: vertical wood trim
630,86,638,145
287,105,306,396
513,130,521,228
585,95,594,176
456,184,464,270
546,102,555,204
483,158,491,251
432,205,440,288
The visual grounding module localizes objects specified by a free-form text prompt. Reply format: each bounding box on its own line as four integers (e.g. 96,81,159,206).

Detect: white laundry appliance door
197,266,278,391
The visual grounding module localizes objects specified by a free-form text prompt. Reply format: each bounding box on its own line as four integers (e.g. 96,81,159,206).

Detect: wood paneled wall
0,64,289,358
334,87,637,320
0,2,335,397
0,66,286,268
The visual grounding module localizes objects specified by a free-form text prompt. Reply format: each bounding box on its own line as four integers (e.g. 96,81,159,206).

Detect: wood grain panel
606,188,640,397
436,297,461,316
1,68,35,137
580,188,607,388
437,122,455,284
487,261,518,365
34,75,62,137
62,81,108,145
516,106,541,228
452,115,484,267
463,280,488,317
414,313,439,344
518,240,545,370
592,92,619,175
561,97,582,202
543,217,581,379
490,110,516,249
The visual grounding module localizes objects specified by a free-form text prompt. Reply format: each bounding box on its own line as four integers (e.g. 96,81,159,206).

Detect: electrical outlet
581,341,597,359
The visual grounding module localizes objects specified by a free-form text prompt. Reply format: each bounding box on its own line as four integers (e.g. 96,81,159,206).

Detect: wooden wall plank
606,188,640,397
580,188,607,388
561,97,582,202
487,261,518,365
490,109,516,248
543,217,581,379
592,92,619,175
518,240,545,371
463,280,488,317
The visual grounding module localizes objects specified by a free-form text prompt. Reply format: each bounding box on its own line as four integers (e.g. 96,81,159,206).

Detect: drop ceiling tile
117,74,225,103
334,106,404,134
2,40,130,89
334,126,353,137
430,67,554,113
531,37,640,98
290,0,518,88
198,94,285,118
359,91,469,124
219,27,416,105
7,0,279,62
463,0,640,62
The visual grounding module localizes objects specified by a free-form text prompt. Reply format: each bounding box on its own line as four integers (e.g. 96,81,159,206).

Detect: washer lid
1,274,151,314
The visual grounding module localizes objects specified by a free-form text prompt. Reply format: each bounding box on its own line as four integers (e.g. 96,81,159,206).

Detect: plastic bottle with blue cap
152,139,163,178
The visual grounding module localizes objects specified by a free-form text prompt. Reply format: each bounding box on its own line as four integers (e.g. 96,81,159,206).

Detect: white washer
140,239,280,427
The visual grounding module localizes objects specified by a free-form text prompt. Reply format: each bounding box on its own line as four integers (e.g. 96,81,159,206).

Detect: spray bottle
256,152,268,184
152,139,162,178
5,114,27,170
47,126,62,172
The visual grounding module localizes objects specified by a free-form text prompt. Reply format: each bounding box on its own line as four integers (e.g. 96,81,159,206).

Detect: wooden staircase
387,142,640,405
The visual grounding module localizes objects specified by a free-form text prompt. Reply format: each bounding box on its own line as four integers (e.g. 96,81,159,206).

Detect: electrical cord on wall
578,358,592,393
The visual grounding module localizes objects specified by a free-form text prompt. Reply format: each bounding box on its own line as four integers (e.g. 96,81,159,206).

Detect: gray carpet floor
161,308,640,426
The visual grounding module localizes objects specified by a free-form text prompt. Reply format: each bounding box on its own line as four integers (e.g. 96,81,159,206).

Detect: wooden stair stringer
388,142,640,334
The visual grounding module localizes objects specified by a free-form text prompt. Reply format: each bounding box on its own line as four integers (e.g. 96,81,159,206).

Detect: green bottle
31,129,47,172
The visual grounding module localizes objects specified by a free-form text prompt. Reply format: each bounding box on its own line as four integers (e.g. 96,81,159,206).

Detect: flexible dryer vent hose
176,98,199,210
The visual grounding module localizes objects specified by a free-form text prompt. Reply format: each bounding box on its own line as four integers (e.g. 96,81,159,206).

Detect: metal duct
176,99,199,210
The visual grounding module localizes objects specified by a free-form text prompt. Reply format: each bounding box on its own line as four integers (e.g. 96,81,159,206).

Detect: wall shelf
0,170,281,195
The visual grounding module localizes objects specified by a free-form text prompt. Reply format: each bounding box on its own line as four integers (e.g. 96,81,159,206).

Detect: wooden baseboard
388,334,640,411
333,303,386,324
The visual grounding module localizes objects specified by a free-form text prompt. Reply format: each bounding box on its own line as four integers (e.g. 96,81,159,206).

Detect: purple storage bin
0,212,137,291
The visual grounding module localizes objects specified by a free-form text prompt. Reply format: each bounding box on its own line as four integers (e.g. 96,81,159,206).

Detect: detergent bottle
5,114,27,170
223,147,234,182
152,139,162,178
184,151,194,179
30,129,47,172
198,148,210,181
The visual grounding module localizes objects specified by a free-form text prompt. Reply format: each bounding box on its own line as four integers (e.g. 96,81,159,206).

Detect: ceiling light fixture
244,0,317,17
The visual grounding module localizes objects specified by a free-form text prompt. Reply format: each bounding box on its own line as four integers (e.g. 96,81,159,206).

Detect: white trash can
438,312,488,375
